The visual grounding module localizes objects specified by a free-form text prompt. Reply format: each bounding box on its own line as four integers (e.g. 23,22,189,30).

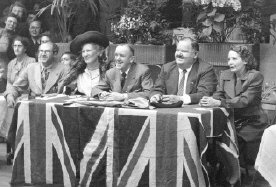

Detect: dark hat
70,31,109,54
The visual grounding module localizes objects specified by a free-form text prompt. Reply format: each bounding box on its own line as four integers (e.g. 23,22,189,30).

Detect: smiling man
5,42,69,107
150,37,218,105
91,44,153,100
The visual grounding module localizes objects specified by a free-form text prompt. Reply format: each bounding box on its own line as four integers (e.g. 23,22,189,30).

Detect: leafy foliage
194,0,242,42
110,0,172,45
192,0,273,43
37,0,108,42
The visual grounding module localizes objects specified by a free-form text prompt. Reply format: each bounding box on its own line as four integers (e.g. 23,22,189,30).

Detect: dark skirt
235,111,268,161
235,112,268,143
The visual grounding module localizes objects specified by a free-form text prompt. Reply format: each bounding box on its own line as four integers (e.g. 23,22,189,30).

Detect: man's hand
103,92,125,101
199,96,221,107
161,95,182,103
150,94,162,103
6,94,16,108
99,91,112,100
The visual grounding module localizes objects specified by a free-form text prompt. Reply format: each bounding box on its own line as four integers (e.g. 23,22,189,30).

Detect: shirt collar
121,67,130,75
40,62,53,72
31,37,40,44
178,64,193,74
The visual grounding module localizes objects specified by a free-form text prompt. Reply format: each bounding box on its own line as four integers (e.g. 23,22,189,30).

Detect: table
255,125,276,187
8,96,239,187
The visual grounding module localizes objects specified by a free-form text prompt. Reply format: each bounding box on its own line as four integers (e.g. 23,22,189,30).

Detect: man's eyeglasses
39,50,53,54
30,27,41,30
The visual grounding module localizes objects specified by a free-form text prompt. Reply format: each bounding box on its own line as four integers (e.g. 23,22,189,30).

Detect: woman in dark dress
200,44,268,162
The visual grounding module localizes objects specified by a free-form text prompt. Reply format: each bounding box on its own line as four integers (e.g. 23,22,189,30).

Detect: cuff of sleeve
182,94,191,104
220,99,229,108
123,93,128,100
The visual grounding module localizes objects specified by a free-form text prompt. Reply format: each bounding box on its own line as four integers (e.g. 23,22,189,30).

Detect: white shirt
121,66,130,75
77,68,100,97
178,65,193,104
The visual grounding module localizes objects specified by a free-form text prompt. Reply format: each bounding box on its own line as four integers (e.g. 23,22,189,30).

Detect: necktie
121,72,127,89
41,68,49,91
177,69,186,96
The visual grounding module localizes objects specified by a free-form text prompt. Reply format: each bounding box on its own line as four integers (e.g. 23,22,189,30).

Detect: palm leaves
37,0,108,42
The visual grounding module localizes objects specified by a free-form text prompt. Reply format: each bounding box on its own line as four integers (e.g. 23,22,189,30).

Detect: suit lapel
111,69,123,93
223,71,236,98
236,71,249,96
44,63,59,93
123,63,136,92
33,63,42,92
167,63,179,94
186,61,199,94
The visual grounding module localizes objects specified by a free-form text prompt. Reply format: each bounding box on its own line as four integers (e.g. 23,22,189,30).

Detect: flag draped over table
11,101,78,186
9,100,239,187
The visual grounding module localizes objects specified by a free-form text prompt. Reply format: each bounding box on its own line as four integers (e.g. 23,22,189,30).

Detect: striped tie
177,69,186,96
41,68,49,91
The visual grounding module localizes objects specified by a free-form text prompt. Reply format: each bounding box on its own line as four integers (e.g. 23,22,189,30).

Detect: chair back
148,65,161,83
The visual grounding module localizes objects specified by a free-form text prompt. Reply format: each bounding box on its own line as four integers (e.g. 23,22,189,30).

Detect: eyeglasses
30,26,41,30
39,50,53,54
13,44,24,48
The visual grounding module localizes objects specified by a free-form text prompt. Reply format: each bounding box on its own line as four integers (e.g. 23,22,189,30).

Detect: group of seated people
0,3,269,183
0,1,76,92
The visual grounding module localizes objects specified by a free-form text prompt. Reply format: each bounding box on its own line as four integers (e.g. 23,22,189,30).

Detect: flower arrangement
192,0,267,43
193,0,241,42
110,0,172,45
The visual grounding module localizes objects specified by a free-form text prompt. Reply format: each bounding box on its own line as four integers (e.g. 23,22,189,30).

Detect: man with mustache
91,44,153,101
5,42,69,107
150,37,217,105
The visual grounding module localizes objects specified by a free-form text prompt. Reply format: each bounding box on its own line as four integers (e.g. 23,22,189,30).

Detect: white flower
200,0,241,11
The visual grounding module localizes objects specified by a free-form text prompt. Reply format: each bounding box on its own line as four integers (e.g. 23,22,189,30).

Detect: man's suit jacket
91,62,153,99
150,59,218,104
6,61,69,99
26,38,40,59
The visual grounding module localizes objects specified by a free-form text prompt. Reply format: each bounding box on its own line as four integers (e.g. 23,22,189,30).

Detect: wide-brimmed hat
70,31,109,54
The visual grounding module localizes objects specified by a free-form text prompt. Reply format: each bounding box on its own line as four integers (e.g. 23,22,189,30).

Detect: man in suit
26,20,42,59
5,42,69,107
91,44,153,100
150,37,217,104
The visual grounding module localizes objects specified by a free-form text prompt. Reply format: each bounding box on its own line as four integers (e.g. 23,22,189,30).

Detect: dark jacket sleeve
150,65,167,97
214,71,263,108
91,74,112,97
127,67,153,99
189,63,218,104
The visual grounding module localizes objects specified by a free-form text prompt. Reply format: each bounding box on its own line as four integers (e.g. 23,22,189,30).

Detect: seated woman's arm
220,71,263,108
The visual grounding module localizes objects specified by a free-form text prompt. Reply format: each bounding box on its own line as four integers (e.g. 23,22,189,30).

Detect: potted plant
37,0,108,42
109,0,175,65
180,0,270,72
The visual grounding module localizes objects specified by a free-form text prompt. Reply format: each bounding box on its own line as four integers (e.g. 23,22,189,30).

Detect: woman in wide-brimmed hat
61,31,111,96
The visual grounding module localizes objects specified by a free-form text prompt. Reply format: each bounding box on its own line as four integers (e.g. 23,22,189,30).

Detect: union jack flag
9,100,239,187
